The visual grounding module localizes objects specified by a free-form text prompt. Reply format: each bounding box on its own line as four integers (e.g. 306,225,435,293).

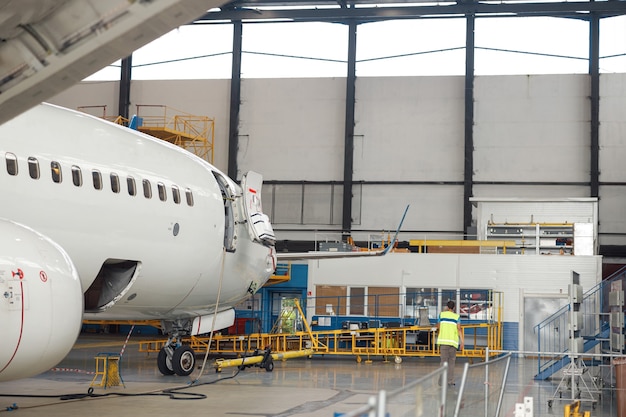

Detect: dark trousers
439,344,457,385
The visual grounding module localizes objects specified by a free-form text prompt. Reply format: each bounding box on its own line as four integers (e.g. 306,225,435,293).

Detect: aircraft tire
157,348,175,375
172,345,196,376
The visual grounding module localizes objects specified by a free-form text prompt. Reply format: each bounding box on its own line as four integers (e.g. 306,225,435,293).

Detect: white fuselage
0,103,276,321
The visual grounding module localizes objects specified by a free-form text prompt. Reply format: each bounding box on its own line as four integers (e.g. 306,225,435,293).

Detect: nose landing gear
157,343,197,377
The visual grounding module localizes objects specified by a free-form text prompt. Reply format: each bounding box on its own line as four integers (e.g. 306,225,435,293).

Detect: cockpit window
6,153,18,175
51,161,62,183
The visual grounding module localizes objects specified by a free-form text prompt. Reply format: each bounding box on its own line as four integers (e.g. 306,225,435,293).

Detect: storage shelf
485,223,574,255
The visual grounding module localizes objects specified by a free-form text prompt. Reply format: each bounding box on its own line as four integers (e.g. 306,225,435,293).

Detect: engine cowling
0,219,83,382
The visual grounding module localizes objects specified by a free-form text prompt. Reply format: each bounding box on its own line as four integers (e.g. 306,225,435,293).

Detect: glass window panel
92,170,102,190
127,176,136,196
27,157,39,179
349,287,365,316
158,182,167,201
5,153,18,175
110,173,120,193
51,161,62,183
71,165,82,187
172,185,181,204
143,179,152,198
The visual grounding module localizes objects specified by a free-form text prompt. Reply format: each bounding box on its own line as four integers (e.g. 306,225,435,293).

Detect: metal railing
336,363,448,417
337,352,513,417
534,266,626,379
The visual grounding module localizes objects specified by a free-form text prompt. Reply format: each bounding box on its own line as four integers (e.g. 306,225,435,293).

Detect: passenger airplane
0,103,406,381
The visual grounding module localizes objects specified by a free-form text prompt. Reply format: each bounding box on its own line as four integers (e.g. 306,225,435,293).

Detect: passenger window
71,166,82,187
185,188,194,207
127,176,136,196
6,153,18,175
51,161,62,183
142,179,152,199
92,170,102,190
157,182,167,201
172,185,181,204
28,157,39,179
110,173,120,193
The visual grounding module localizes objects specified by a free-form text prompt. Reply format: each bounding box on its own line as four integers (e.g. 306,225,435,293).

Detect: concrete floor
0,333,621,416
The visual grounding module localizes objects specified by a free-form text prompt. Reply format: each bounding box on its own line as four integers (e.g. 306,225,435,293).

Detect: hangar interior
3,1,626,416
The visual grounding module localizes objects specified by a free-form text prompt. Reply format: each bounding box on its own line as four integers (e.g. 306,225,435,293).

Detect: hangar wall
49,73,626,248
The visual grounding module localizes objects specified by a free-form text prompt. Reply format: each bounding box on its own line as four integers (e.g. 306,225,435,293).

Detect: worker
436,300,464,386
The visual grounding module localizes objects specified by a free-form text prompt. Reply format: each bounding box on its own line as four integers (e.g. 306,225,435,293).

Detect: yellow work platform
138,322,502,364
409,239,517,254
136,104,214,164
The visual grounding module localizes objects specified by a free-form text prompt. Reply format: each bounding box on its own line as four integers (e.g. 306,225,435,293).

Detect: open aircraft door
241,171,275,246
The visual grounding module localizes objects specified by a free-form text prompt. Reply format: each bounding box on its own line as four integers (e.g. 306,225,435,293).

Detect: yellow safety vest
437,310,460,348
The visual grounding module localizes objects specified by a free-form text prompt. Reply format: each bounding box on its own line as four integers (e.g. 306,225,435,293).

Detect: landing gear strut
157,321,196,376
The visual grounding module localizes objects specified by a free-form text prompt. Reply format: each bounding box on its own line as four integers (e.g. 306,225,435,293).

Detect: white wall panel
473,184,590,199
354,77,464,182
598,186,626,244
600,74,626,182
356,184,463,240
474,75,589,182
49,81,118,116
238,78,346,181
307,254,601,325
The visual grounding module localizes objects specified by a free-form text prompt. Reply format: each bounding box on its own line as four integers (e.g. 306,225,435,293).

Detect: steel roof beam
199,1,626,23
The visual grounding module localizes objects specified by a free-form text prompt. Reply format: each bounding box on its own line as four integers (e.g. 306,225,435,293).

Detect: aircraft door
213,172,237,252
241,171,275,246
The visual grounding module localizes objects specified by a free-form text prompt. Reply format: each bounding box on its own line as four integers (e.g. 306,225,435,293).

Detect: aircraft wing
0,0,226,126
276,205,410,261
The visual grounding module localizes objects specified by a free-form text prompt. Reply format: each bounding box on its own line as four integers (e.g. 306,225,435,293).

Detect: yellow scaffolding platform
138,299,503,365
138,323,502,364
409,239,517,254
135,104,214,164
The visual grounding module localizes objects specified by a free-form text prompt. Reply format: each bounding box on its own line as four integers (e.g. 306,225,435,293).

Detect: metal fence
337,353,512,417
336,364,448,417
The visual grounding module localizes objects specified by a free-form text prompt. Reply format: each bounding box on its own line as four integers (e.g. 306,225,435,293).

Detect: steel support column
118,55,132,120
463,13,475,236
342,21,358,237
228,21,243,180
589,14,600,198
